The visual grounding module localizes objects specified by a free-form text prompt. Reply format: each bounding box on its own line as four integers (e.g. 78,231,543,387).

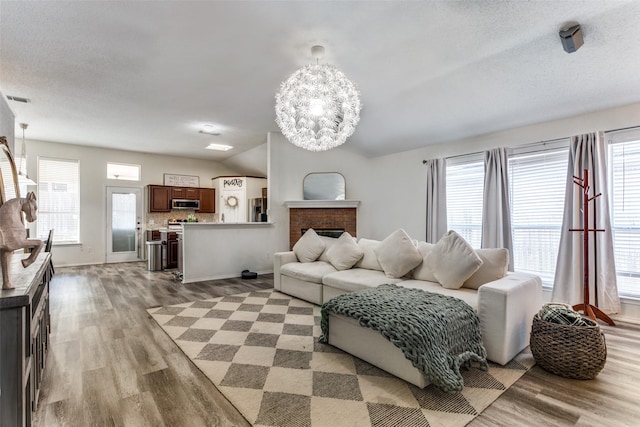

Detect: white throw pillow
463,248,509,289
412,241,438,282
326,232,364,270
426,230,483,289
354,238,383,271
292,229,326,263
318,236,339,262
374,229,423,279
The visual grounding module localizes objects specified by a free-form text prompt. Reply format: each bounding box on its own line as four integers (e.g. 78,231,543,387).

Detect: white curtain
482,148,514,270
425,158,447,243
552,132,620,313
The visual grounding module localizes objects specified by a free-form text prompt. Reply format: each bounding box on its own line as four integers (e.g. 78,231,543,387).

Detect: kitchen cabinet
0,253,53,427
171,187,199,200
198,188,216,213
166,232,179,269
149,185,171,212
185,188,199,200
149,185,215,213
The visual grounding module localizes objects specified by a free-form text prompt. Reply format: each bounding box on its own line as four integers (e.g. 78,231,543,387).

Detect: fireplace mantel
284,200,360,209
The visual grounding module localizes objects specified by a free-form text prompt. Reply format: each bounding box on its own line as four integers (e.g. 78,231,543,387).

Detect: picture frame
163,173,200,187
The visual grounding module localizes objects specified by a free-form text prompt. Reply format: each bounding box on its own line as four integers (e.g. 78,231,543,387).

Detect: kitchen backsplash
147,210,217,228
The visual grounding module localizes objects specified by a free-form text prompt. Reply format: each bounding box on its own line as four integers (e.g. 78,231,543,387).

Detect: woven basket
530,313,607,379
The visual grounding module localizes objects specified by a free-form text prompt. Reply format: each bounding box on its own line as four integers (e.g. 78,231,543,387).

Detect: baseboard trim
182,269,274,284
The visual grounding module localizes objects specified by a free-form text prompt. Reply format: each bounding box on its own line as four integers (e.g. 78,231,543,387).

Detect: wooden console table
0,253,53,427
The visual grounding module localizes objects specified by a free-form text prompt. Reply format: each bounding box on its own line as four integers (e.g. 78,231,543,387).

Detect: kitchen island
180,222,277,283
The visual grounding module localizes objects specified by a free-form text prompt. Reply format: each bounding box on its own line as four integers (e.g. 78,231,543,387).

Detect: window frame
37,156,81,244
508,139,569,287
607,128,640,299
445,153,484,248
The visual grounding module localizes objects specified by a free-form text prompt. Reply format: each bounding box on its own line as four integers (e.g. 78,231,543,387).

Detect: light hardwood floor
35,262,640,426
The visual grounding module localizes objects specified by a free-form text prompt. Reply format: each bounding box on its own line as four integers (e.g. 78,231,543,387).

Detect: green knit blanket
319,284,488,393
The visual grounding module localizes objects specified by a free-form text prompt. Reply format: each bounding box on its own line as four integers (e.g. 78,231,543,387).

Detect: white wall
0,91,16,153
223,142,268,177
357,101,640,241
267,132,376,252
26,139,240,266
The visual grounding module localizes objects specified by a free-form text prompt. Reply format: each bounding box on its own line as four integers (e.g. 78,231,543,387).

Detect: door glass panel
112,192,136,252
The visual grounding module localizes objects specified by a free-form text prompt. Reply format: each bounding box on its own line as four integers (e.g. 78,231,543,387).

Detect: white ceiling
2,1,640,160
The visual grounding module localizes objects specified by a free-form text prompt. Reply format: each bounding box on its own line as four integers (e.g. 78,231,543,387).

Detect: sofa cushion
398,280,479,311
426,230,483,289
318,236,339,262
326,232,364,270
280,261,337,284
323,268,402,293
354,238,383,271
412,241,437,282
293,228,325,263
374,229,423,279
463,248,509,289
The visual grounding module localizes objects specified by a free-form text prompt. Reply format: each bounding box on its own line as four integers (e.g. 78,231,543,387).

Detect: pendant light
18,123,36,186
275,45,361,152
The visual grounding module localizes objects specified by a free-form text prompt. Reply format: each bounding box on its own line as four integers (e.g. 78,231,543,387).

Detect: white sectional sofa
274,229,543,371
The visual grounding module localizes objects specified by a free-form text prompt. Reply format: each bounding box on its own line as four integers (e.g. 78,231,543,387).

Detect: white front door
106,186,142,263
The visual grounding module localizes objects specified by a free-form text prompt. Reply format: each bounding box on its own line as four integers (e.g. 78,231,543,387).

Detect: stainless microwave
171,199,200,210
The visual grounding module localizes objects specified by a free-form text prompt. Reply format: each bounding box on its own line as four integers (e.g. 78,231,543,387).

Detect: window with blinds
446,154,484,248
508,142,569,285
608,131,640,298
37,157,80,242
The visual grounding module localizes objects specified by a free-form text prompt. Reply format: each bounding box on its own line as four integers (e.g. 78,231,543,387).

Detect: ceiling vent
6,95,31,103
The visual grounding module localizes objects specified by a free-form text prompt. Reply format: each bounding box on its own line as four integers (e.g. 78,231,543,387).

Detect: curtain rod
421,125,640,164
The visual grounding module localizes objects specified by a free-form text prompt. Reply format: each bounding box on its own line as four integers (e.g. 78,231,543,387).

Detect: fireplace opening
302,228,345,239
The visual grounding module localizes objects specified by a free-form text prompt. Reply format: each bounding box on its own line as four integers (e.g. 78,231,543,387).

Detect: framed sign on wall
163,173,200,187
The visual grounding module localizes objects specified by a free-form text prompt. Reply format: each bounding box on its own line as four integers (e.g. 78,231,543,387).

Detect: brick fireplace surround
285,201,360,249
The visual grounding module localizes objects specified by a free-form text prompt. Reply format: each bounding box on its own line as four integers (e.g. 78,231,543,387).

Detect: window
107,162,140,181
508,142,569,285
37,157,80,243
608,130,640,298
446,154,484,248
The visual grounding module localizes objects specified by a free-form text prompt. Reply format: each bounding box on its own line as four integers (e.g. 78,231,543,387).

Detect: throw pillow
326,232,364,270
292,228,326,263
463,248,509,289
412,241,438,282
426,230,483,289
374,229,423,278
354,238,383,271
318,236,339,262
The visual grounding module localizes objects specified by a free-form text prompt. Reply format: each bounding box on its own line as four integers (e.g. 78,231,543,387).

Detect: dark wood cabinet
149,185,171,212
185,188,199,200
166,232,179,269
171,187,185,199
0,253,53,427
171,187,198,200
198,188,216,213
149,185,215,213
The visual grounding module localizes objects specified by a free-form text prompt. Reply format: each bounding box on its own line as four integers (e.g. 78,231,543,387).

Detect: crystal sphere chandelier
275,45,361,152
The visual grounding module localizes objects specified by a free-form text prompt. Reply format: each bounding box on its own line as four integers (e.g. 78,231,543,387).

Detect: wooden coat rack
569,169,615,326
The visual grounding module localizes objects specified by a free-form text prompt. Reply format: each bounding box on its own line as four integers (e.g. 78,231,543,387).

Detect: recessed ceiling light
199,124,220,135
206,143,233,151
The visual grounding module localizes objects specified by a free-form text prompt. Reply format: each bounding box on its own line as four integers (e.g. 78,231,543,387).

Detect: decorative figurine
0,192,43,289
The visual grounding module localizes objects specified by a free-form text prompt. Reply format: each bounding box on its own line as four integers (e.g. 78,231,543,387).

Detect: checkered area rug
148,290,534,427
